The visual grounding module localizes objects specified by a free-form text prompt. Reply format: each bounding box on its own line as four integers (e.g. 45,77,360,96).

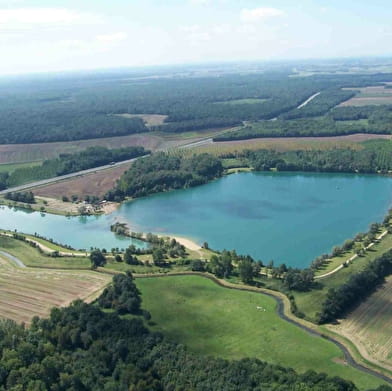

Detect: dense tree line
214,115,392,141
318,249,392,324
4,191,35,204
241,141,392,173
1,70,391,143
1,275,388,390
4,146,148,188
108,152,223,200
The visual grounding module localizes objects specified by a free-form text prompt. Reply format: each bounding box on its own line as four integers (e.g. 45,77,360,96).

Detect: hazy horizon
1,0,392,76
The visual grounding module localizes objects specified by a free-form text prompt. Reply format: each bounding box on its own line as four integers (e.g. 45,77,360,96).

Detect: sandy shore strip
169,235,202,251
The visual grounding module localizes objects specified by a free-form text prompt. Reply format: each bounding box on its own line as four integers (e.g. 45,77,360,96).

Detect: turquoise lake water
0,172,391,268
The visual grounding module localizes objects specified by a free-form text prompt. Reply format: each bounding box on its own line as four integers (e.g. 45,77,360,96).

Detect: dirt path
134,271,392,384
0,250,26,268
316,231,388,279
297,92,321,109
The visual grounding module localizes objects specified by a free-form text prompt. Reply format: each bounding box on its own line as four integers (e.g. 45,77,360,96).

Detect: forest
0,272,389,391
1,146,148,189
107,152,223,201
1,70,392,143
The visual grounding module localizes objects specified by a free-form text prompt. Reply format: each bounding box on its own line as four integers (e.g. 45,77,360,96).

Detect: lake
1,172,391,268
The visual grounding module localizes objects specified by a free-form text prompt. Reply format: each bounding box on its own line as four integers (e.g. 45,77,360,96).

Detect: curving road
135,272,392,385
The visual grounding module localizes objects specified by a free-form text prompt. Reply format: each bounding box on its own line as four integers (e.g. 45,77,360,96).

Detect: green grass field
136,275,387,389
0,161,42,174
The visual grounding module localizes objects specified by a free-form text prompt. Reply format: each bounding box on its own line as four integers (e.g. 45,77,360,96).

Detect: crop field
0,161,42,174
179,134,389,157
340,86,392,106
331,276,392,371
0,255,111,324
0,130,221,164
33,163,133,199
136,275,386,389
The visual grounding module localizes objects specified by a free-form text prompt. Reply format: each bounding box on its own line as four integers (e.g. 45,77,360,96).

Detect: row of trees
4,191,35,204
239,141,392,174
318,249,392,324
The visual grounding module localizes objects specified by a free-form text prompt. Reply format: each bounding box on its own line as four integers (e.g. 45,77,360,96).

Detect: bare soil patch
33,163,131,199
340,85,392,106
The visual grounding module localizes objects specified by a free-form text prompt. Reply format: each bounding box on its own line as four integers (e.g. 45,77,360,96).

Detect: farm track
135,271,392,385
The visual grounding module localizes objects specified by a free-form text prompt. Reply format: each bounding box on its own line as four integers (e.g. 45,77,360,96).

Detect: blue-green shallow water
0,172,391,267
0,207,147,251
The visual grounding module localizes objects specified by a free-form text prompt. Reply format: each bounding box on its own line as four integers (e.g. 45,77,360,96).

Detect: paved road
0,137,213,195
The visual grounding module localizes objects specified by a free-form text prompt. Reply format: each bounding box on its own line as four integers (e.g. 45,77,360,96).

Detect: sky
0,0,391,75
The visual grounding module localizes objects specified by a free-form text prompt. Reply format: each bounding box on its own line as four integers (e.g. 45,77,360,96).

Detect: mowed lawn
332,275,392,371
136,275,386,389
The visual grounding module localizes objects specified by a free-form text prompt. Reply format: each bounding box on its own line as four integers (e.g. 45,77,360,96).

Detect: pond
1,172,391,268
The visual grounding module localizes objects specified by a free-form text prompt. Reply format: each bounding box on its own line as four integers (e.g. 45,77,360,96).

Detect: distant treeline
106,152,223,201
318,249,392,324
1,70,392,143
242,140,392,174
4,191,35,204
214,112,392,141
1,146,148,189
0,272,382,390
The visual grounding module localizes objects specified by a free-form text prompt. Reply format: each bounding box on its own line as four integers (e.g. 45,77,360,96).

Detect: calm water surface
1,172,391,268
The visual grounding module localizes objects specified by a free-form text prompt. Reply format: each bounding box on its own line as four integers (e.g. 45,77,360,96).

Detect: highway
0,137,213,195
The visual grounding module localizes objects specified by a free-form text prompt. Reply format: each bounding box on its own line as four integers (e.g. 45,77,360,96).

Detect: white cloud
96,32,127,43
240,7,284,23
0,8,100,30
189,0,210,5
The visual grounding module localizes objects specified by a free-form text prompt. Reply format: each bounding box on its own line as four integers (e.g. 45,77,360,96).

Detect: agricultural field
0,161,42,174
136,275,386,389
32,163,132,199
182,133,392,158
0,254,111,324
0,130,219,164
340,85,392,106
331,276,392,372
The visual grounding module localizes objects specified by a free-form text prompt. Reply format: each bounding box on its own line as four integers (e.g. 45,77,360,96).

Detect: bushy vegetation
318,249,392,324
3,146,147,188
0,274,388,391
108,152,223,200
4,191,35,204
241,141,392,173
